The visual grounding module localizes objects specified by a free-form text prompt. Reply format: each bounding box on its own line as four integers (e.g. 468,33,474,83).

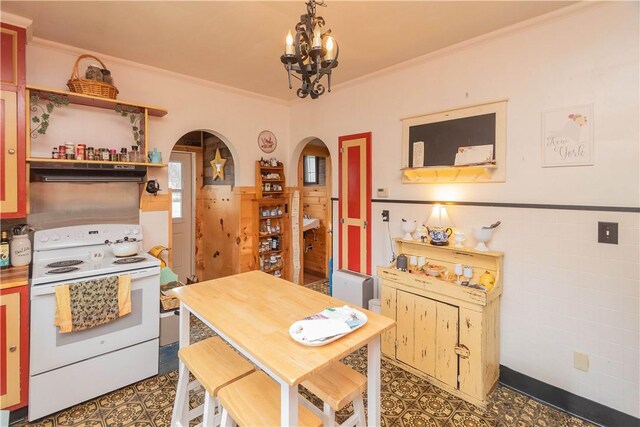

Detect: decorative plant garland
30,93,70,138
115,105,144,146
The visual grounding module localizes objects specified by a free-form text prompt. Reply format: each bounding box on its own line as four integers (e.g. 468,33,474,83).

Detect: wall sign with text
542,104,593,167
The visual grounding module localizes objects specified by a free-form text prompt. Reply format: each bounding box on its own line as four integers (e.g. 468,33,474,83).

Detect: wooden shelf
259,232,283,239
394,238,503,257
27,85,168,117
259,214,284,220
27,157,167,167
402,164,497,183
259,249,284,256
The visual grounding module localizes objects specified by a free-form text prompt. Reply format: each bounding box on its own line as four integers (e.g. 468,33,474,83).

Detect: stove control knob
124,228,132,235
39,234,49,243
52,233,60,241
76,232,85,239
132,228,140,235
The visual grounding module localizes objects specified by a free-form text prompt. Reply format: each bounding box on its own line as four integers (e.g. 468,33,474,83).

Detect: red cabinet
0,22,26,219
0,267,29,410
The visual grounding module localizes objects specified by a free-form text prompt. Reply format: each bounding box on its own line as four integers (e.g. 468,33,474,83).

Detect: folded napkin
294,305,364,342
295,319,352,342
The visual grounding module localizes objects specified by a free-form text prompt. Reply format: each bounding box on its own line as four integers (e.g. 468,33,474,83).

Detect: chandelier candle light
281,0,339,99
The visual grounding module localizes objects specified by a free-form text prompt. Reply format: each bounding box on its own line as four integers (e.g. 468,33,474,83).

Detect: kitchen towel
54,274,131,333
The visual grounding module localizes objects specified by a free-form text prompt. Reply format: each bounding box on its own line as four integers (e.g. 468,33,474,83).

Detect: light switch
598,222,618,244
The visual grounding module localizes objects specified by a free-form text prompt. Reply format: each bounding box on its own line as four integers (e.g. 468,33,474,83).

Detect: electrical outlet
382,210,389,222
574,351,589,372
377,188,389,198
598,222,618,244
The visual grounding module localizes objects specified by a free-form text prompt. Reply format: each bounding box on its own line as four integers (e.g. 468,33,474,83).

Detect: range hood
30,161,147,183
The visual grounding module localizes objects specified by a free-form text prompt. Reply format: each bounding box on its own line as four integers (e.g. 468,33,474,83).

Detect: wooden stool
300,362,367,427
218,371,322,427
171,337,254,427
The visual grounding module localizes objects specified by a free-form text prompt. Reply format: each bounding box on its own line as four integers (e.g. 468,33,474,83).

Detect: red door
338,132,372,275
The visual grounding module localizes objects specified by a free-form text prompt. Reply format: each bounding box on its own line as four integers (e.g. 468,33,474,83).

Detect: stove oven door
30,267,160,376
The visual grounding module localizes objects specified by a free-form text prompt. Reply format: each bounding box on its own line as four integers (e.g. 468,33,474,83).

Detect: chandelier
280,0,339,99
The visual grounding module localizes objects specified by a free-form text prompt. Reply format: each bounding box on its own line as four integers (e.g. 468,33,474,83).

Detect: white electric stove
28,224,161,421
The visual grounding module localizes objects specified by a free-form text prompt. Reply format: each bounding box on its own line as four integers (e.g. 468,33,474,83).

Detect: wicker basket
160,281,185,312
67,54,119,99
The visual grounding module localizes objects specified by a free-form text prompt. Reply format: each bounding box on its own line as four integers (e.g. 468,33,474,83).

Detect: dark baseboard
500,365,639,427
8,406,28,425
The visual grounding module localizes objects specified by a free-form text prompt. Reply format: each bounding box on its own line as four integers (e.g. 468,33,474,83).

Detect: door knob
8,149,15,154
9,345,17,352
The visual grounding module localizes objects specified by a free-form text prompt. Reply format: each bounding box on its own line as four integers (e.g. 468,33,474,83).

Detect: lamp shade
425,205,454,228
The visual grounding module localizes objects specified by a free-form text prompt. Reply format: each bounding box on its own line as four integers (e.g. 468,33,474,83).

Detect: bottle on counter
0,231,10,269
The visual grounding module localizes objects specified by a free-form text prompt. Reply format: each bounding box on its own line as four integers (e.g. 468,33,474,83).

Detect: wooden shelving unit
255,199,287,278
25,85,168,166
255,160,285,199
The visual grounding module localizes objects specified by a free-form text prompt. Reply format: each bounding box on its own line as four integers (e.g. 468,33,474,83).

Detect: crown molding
0,11,33,41
29,37,291,107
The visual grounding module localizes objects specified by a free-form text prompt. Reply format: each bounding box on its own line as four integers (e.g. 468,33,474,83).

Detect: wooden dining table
172,270,395,426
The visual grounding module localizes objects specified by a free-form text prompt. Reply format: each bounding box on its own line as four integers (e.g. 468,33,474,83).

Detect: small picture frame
258,130,277,153
542,104,593,167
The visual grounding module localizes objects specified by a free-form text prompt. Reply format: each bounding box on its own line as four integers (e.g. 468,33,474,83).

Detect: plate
289,308,368,347
257,130,277,153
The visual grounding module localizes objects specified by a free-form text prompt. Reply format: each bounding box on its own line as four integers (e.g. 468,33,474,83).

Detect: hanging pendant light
280,0,339,99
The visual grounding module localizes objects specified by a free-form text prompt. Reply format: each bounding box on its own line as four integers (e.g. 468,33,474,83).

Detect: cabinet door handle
8,149,15,155
9,345,17,352
454,344,470,359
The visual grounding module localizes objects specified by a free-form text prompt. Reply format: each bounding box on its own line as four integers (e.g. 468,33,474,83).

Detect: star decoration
210,148,227,180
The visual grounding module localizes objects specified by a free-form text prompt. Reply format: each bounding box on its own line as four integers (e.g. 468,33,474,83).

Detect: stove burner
46,267,80,274
113,257,146,265
46,260,84,268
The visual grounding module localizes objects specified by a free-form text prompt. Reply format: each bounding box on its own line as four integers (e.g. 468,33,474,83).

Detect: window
304,156,318,185
168,161,183,219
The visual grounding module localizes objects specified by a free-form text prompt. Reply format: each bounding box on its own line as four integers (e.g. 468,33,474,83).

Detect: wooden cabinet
25,85,168,167
378,239,503,408
0,266,29,411
255,160,285,199
0,22,27,219
255,199,287,278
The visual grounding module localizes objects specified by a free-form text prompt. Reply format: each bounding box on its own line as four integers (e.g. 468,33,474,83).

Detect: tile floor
17,280,596,427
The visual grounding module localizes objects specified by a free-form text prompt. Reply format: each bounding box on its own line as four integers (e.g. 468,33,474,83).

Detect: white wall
295,2,639,417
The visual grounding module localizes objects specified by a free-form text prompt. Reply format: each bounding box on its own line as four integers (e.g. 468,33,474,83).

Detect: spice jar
58,145,66,157
51,147,59,159
87,147,95,161
65,143,75,159
101,148,110,161
76,144,86,160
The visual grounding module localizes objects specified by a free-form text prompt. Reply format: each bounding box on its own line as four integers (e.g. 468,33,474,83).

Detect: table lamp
424,205,454,246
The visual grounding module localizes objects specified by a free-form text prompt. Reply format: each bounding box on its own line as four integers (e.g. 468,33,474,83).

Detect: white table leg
179,302,190,348
367,336,381,427
281,382,299,426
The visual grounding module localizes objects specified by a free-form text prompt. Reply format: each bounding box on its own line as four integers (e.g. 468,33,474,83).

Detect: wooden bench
171,337,255,427
218,371,322,427
301,362,367,427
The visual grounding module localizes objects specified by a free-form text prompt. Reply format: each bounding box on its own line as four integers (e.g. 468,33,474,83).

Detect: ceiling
0,1,575,102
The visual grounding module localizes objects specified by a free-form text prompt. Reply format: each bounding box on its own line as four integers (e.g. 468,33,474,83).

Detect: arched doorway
170,130,236,282
296,138,332,286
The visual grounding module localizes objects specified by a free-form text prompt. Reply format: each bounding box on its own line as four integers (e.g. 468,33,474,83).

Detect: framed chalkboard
401,100,507,183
